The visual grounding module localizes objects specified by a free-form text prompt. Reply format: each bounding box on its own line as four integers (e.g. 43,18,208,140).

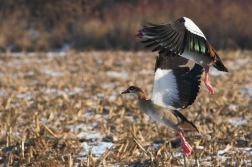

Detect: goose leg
178,130,192,156
204,65,214,94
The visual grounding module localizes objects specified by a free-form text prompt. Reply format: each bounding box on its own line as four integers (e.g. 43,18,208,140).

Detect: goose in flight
122,53,203,156
135,17,228,94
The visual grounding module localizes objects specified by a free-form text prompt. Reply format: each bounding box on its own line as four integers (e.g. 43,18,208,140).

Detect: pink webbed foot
204,66,214,94
204,77,214,94
178,130,192,156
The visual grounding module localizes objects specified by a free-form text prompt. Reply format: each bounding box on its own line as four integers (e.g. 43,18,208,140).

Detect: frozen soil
0,50,251,166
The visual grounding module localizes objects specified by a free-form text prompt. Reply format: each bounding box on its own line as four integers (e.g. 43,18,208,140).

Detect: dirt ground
0,50,251,166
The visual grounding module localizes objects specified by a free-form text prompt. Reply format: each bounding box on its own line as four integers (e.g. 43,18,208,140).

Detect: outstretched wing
151,53,203,109
137,17,211,57
186,63,203,107
139,18,187,55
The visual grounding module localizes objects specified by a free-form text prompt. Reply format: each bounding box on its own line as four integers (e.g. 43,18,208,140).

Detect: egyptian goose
135,17,228,94
121,54,203,156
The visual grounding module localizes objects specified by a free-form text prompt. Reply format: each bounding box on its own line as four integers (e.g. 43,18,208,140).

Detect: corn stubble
0,50,251,166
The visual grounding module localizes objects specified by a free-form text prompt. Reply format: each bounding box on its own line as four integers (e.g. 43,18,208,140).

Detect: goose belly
181,50,212,67
138,100,179,130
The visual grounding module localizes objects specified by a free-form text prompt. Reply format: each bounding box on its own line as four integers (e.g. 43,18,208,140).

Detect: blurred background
0,1,252,165
0,0,251,52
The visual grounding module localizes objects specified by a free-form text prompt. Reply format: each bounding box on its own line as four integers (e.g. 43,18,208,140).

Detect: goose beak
121,89,130,94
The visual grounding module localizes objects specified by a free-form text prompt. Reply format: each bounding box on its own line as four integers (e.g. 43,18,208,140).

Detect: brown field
0,50,251,166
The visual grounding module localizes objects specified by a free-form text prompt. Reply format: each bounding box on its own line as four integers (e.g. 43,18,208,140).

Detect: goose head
121,86,147,100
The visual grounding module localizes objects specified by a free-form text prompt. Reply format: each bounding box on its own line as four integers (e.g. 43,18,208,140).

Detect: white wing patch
183,17,206,39
151,68,179,109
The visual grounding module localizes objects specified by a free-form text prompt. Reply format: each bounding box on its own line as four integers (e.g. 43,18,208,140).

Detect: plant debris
0,50,251,166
